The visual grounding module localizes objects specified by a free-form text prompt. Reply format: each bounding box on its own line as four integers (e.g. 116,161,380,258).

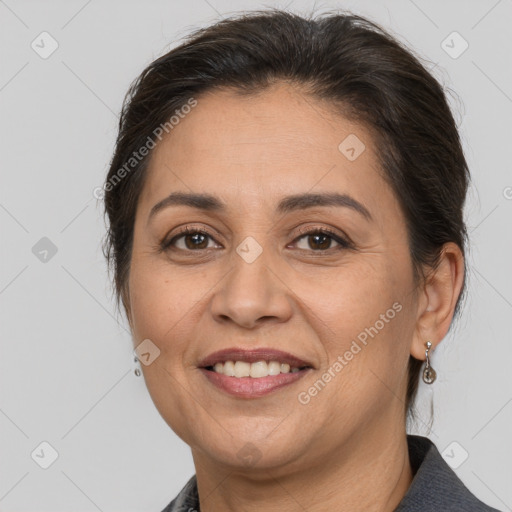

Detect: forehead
140,82,392,217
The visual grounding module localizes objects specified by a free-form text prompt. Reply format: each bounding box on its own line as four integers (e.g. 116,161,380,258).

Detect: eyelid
294,225,347,240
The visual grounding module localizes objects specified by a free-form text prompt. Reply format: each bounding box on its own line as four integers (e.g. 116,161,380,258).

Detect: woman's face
128,83,422,473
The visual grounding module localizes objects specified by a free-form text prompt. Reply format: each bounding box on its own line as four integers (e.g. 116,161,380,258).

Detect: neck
192,423,413,512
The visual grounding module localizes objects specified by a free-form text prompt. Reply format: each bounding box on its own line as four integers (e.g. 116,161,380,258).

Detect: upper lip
198,348,314,369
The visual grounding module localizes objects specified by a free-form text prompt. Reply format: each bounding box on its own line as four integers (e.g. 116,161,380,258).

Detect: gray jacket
161,435,500,511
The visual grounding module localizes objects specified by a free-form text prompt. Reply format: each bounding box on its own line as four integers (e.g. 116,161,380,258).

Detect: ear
411,242,465,360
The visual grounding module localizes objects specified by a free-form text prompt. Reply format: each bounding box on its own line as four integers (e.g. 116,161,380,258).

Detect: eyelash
160,225,353,254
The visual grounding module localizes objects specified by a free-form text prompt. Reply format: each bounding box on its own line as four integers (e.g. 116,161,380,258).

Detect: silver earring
422,341,436,384
134,356,142,377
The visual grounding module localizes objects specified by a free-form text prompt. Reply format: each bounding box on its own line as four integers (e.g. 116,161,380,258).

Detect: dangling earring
134,356,142,377
422,341,436,384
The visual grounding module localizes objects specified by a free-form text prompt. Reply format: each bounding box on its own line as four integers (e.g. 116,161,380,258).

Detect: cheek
128,254,222,368
288,268,414,448
128,254,187,350
300,256,406,337
299,253,415,396
127,257,206,440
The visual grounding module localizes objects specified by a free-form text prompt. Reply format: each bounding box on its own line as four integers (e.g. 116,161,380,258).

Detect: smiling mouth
204,360,312,378
198,348,314,397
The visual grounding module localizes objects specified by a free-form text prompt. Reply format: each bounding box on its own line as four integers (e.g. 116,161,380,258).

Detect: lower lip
200,368,311,398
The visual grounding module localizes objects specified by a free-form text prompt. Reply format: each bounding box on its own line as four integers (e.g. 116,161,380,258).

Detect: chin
185,421,312,472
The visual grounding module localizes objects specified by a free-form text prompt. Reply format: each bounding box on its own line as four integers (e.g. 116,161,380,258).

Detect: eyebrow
148,191,372,222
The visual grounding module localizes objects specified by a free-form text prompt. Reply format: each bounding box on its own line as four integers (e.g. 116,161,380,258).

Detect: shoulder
395,435,500,511
160,475,199,512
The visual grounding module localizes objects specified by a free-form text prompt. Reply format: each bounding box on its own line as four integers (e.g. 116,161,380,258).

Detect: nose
209,244,293,330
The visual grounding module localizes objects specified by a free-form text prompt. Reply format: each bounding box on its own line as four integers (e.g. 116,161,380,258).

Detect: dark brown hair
103,9,469,415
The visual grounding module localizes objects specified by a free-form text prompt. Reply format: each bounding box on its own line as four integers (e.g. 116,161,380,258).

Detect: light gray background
1,0,511,510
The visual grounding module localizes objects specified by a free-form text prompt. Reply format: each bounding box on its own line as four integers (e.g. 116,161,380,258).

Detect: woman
103,9,499,512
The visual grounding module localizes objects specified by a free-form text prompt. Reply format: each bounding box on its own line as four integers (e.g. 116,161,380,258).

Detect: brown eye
162,228,219,251
180,232,210,250
315,234,333,250
293,229,350,252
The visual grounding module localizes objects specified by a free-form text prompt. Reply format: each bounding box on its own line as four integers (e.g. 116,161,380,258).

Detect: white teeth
234,361,251,378
250,361,268,378
268,361,281,375
210,360,306,378
223,360,235,377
